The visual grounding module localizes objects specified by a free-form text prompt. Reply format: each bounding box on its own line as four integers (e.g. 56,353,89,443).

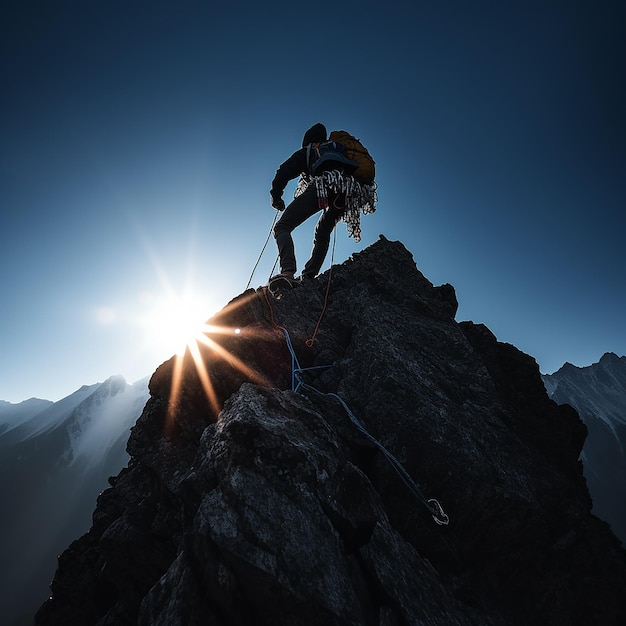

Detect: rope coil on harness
262,289,449,527
295,170,377,243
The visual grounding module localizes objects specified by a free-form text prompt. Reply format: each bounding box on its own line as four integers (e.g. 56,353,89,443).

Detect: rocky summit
36,236,626,626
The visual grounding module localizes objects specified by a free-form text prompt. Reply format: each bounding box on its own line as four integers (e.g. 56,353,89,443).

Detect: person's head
302,123,327,147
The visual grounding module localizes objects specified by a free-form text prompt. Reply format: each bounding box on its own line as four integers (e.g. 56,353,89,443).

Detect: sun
139,288,216,358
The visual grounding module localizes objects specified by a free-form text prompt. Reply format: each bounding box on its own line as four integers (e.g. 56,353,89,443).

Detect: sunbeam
164,308,278,433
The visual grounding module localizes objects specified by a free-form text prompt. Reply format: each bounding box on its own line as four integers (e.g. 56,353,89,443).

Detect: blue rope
280,328,449,526
282,328,335,392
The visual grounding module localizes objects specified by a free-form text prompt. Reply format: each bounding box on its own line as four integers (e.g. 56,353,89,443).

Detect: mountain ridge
543,353,626,545
34,236,626,625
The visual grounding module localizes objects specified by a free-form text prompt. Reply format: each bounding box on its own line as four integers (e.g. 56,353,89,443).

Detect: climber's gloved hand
270,194,285,212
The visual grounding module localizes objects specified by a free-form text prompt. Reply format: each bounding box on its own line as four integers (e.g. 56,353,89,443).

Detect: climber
270,123,377,291
269,123,341,290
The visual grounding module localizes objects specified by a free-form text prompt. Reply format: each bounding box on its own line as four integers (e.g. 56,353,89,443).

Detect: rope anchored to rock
263,292,449,526
301,380,450,526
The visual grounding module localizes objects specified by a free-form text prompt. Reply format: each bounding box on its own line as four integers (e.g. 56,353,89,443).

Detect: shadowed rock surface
36,236,626,625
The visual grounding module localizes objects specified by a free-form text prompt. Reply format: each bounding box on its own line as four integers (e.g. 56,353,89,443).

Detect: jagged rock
36,236,626,625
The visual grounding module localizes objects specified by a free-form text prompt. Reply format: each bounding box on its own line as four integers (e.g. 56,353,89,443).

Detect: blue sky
1,0,624,403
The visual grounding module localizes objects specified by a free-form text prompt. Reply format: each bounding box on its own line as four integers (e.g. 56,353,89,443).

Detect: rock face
543,353,626,546
35,237,626,625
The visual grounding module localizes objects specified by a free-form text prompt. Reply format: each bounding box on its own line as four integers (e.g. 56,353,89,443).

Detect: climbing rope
300,381,449,526
246,205,335,346
261,288,449,526
245,212,279,291
306,225,337,347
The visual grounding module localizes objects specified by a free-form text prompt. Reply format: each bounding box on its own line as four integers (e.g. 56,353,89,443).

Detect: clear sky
1,0,624,403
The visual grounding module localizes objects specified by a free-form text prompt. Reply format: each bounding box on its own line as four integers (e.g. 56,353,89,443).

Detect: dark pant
273,185,344,278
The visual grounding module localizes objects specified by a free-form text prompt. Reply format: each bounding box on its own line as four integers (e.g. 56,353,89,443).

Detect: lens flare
164,294,275,431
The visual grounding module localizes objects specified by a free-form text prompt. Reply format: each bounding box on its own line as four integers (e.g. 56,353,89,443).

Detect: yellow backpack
329,130,375,184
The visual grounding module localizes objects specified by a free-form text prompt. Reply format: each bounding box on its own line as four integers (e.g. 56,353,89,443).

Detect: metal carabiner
428,498,450,526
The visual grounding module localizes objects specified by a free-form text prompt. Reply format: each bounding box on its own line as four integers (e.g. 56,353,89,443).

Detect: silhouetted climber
269,123,376,292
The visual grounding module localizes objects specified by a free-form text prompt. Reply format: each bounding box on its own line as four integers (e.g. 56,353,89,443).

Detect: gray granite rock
36,236,626,625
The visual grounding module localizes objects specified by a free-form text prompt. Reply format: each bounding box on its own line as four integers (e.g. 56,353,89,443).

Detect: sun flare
140,289,215,357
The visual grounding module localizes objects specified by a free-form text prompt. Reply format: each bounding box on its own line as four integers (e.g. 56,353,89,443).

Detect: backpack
307,140,359,177
328,130,375,184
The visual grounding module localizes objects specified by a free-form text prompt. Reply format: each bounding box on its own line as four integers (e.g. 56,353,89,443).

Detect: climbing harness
262,289,449,526
295,170,377,243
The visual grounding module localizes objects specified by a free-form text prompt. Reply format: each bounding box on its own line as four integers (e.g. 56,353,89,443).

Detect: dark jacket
270,122,327,206
270,148,310,206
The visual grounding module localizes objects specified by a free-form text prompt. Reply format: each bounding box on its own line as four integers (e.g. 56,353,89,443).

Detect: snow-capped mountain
0,397,53,436
543,352,626,546
0,375,150,626
0,383,100,444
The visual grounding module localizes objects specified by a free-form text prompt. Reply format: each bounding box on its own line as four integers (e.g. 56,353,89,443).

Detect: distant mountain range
543,352,626,546
0,375,149,626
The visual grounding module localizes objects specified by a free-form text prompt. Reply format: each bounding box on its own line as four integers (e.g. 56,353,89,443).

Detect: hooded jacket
269,123,377,242
270,123,327,205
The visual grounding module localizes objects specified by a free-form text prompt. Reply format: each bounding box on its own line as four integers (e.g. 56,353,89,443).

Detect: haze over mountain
0,376,149,626
34,237,626,625
543,353,626,546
